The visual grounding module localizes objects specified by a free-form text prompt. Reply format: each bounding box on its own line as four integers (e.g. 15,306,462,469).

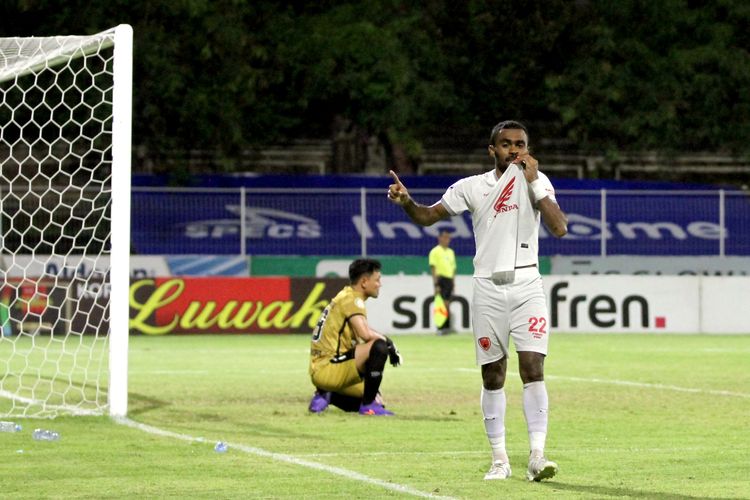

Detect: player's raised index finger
389,170,403,186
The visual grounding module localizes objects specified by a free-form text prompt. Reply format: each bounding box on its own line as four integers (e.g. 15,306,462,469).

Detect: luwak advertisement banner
129,277,348,334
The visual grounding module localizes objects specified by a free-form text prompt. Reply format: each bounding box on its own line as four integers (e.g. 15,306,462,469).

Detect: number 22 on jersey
528,316,547,339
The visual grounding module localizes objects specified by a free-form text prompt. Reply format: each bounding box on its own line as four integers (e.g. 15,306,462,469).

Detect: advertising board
368,275,747,334
1,274,746,336
129,277,347,334
131,189,750,256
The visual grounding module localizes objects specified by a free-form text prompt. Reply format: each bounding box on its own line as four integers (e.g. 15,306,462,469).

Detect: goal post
109,24,133,418
0,25,132,418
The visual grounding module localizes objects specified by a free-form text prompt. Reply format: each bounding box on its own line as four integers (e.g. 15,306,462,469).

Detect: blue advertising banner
131,188,750,256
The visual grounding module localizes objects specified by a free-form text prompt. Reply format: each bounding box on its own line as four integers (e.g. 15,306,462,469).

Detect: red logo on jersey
493,177,519,214
478,337,491,351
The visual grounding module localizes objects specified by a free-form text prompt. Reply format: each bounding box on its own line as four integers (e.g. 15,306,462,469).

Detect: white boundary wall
368,275,750,335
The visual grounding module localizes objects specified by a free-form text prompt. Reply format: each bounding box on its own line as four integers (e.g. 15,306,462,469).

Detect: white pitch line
115,417,455,500
455,369,750,398
547,375,750,399
298,445,717,458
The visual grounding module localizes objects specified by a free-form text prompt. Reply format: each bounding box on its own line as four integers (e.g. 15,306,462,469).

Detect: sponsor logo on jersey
493,177,519,214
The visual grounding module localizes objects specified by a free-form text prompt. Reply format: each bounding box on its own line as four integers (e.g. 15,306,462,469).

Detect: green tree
4,0,750,175
544,0,750,155
265,2,459,169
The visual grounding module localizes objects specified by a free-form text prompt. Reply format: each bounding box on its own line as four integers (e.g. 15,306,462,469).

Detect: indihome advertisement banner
130,189,750,256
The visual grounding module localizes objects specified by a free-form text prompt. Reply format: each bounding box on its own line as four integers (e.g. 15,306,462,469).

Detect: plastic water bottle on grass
32,429,60,441
214,441,228,453
0,421,22,432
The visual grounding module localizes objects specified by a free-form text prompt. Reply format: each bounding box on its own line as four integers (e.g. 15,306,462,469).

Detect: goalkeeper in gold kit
308,258,401,416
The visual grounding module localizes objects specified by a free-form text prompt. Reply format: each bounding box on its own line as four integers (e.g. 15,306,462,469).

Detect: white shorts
472,267,550,365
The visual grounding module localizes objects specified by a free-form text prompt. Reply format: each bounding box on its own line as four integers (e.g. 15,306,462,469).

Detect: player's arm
515,155,568,239
388,170,450,226
349,314,386,343
538,198,568,238
350,314,402,366
430,265,440,292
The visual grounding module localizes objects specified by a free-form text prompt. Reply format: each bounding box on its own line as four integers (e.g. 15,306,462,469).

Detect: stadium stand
611,153,750,184
418,149,750,186
128,138,749,186
136,139,333,175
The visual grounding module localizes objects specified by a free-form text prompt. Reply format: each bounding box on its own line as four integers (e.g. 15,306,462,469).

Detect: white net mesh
0,28,120,418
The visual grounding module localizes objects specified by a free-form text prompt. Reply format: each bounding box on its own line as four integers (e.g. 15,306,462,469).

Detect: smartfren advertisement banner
366,275,748,335
130,189,750,256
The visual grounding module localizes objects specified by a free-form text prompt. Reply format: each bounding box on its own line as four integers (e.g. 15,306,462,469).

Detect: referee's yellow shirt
429,245,456,278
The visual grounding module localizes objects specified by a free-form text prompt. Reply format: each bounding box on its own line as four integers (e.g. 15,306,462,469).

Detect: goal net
0,25,132,418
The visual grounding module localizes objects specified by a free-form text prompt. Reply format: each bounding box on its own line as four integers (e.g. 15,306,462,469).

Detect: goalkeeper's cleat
484,460,512,480
526,455,558,482
358,401,394,416
308,390,331,413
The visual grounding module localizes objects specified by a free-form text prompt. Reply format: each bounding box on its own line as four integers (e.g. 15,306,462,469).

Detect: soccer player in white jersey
388,120,568,482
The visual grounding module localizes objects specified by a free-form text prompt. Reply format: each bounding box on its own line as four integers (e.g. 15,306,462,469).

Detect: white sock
523,381,549,457
481,387,508,463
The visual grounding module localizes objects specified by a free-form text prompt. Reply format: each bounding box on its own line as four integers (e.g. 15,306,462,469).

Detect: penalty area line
114,417,454,499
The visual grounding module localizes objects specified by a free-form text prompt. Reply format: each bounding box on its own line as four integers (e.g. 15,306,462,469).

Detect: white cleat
526,456,558,482
484,461,512,480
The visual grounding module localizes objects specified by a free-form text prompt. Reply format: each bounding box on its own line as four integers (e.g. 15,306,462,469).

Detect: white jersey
440,169,556,277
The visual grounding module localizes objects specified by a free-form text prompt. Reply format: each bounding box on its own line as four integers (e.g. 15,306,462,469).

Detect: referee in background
429,229,456,334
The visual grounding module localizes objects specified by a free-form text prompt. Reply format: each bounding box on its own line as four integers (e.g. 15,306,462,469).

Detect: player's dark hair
489,120,528,145
349,258,382,284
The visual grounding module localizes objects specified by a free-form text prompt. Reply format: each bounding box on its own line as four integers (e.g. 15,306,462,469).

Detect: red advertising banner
129,277,347,334
1,278,68,336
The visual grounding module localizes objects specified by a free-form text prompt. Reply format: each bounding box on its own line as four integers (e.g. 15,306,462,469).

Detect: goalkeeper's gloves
385,337,402,367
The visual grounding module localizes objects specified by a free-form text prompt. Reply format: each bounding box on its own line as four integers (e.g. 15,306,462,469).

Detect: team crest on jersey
493,177,519,214
478,337,492,351
354,298,365,309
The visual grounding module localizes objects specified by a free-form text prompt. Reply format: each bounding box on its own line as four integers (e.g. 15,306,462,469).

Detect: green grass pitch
2,332,749,499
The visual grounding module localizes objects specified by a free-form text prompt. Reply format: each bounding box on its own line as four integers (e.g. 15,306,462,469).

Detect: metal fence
131,187,750,257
